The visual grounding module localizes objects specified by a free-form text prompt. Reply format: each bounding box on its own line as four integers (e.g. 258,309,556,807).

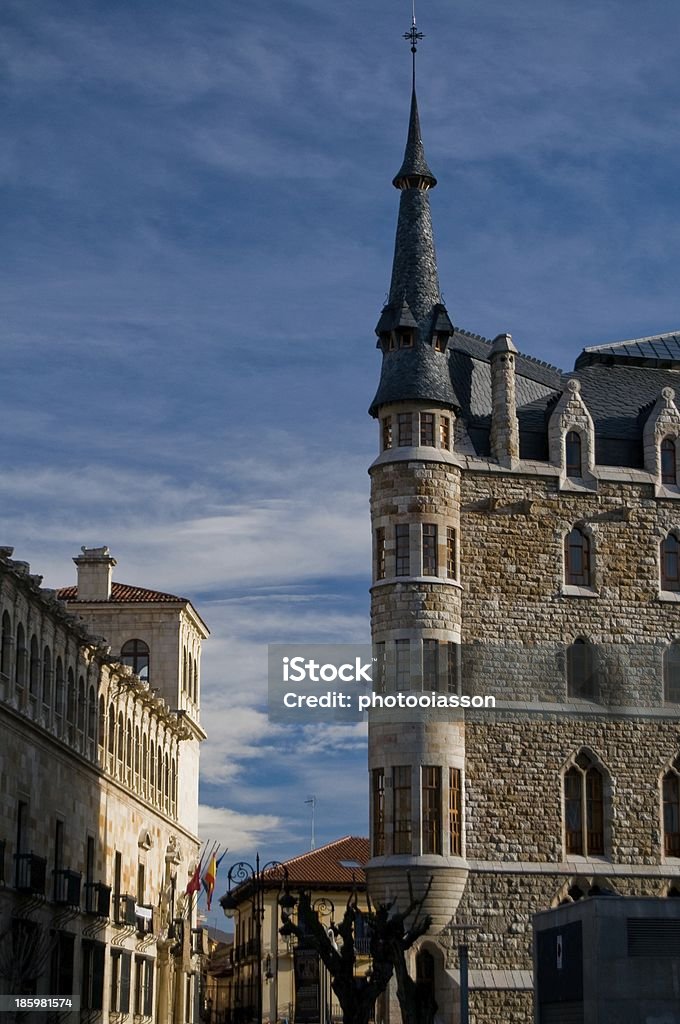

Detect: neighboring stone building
0,546,208,1023
217,837,370,1024
366,61,680,1024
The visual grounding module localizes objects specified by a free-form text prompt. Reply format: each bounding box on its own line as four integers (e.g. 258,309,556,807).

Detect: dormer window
662,437,677,485
566,431,582,479
388,334,397,351
399,331,413,349
433,334,447,353
379,332,391,353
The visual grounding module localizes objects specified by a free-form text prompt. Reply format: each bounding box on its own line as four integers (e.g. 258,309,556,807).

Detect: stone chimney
73,546,116,601
489,332,520,467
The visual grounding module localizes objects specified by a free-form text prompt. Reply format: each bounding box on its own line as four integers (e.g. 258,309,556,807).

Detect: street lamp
219,854,294,1024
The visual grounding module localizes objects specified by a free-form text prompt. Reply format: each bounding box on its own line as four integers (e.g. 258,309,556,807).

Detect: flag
185,862,200,896
202,852,217,910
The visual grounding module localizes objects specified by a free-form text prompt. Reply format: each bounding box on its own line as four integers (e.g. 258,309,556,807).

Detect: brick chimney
73,546,116,601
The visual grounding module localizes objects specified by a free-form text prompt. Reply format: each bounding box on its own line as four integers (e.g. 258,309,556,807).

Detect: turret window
395,639,410,691
449,767,462,855
446,527,457,579
447,643,461,694
434,334,447,353
399,331,413,348
662,437,677,485
397,413,413,446
422,640,439,690
375,528,386,580
661,534,680,592
566,431,583,478
422,524,437,575
420,413,435,447
664,642,680,703
422,766,442,854
564,752,604,856
393,766,412,854
440,416,451,450
395,524,410,575
374,642,385,694
372,768,385,856
564,527,591,587
382,416,393,450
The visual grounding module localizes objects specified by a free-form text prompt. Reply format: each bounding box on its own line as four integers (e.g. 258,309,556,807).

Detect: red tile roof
264,835,369,887
57,581,187,604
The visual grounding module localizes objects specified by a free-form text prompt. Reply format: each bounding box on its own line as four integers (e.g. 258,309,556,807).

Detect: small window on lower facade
661,534,680,592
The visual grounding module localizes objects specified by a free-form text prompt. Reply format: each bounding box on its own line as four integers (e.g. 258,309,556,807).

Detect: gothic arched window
29,635,40,697
661,534,680,592
566,431,583,478
663,759,680,857
661,437,677,485
1,611,12,678
564,751,604,856
42,647,52,706
565,527,591,587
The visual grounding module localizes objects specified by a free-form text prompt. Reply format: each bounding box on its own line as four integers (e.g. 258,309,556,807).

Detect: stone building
0,546,208,1023
366,71,680,1023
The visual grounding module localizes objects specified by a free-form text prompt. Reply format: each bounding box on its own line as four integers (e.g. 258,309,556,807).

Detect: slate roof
576,330,680,369
392,89,437,188
57,581,187,604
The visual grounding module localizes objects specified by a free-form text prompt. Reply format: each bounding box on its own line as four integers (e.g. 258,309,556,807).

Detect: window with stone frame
374,641,385,694
661,533,680,592
0,611,11,679
15,622,27,691
375,527,386,580
564,751,604,856
392,765,412,854
661,437,677,485
566,430,583,478
440,415,451,450
663,758,680,857
420,413,435,447
372,768,385,856
422,766,442,854
29,635,40,697
449,767,462,855
395,639,410,691
567,638,598,699
422,523,438,575
446,527,457,579
382,416,393,451
395,524,410,576
121,639,149,683
564,527,591,587
447,643,461,694
664,642,680,703
397,413,413,446
422,639,439,690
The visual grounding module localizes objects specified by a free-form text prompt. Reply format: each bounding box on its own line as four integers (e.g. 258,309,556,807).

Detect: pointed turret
370,86,457,416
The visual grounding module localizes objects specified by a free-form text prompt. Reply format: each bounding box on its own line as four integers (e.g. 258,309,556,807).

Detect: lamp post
219,854,295,1024
449,924,476,1024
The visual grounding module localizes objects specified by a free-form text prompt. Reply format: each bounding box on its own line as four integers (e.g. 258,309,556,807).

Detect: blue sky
3,0,680,904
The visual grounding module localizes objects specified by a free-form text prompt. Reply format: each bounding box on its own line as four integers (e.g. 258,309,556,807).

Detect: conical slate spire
392,89,437,189
370,85,457,417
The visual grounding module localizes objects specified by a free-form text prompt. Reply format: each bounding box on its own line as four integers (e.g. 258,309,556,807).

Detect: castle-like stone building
366,78,680,1022
0,546,208,1023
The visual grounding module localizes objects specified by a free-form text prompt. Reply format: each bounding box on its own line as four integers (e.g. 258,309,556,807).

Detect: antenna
305,795,316,850
403,2,424,89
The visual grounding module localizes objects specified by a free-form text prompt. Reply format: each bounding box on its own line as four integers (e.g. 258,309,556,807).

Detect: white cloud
198,804,286,856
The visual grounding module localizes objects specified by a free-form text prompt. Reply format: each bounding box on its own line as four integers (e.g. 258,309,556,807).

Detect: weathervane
403,1,424,87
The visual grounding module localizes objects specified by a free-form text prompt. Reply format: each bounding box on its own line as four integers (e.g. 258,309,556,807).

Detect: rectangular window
372,769,385,857
446,527,457,579
113,850,122,923
422,524,437,576
422,766,442,854
137,862,145,904
395,525,410,576
134,957,154,1017
374,642,385,694
420,413,435,447
449,768,462,855
382,416,393,451
375,528,386,580
440,416,451,449
393,766,412,854
397,413,413,447
400,331,413,348
110,950,131,1014
423,640,439,691
447,643,461,695
395,640,410,691
85,836,95,886
81,941,105,1011
50,931,75,997
564,770,583,854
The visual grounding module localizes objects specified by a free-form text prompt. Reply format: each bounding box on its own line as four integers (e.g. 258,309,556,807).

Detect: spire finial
403,3,424,89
